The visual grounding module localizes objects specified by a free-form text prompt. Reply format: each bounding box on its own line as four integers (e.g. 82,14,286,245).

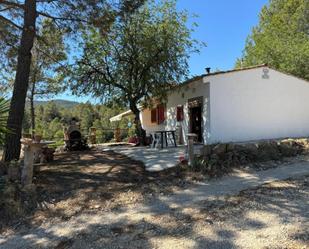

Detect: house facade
139,65,309,145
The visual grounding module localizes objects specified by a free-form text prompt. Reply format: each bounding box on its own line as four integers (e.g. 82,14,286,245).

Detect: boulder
226,143,235,152
202,145,212,156
212,143,227,156
278,140,302,157
257,141,280,161
242,143,259,160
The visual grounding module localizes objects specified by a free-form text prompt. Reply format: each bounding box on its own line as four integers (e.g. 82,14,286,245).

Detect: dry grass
0,148,195,230
0,148,308,249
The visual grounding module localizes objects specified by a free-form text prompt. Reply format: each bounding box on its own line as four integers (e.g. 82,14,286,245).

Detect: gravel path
149,161,309,212
1,161,308,249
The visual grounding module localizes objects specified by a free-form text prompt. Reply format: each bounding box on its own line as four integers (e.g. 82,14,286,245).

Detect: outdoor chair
150,133,161,148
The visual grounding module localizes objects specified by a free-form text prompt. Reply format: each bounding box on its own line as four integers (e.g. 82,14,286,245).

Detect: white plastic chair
151,133,161,148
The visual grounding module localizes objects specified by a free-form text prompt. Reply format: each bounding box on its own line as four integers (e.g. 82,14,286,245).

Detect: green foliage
22,101,131,144
236,0,309,80
128,123,137,137
71,0,203,112
1,19,67,99
28,19,68,100
0,98,9,145
42,102,62,123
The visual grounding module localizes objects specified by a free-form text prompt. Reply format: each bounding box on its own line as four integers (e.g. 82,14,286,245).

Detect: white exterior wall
140,108,165,132
208,67,309,143
141,78,210,144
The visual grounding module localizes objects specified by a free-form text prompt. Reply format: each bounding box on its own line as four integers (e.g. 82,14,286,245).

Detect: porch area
102,145,187,172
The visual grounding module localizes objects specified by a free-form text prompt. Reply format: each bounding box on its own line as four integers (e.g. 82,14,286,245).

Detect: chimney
205,67,211,74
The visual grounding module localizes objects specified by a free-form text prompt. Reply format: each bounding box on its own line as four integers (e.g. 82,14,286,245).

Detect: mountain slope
33,99,80,108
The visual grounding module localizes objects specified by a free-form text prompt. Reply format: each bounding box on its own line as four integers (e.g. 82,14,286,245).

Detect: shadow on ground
0,149,308,249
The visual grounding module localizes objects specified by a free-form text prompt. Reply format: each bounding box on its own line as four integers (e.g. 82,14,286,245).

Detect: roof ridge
204,64,268,77
178,64,268,88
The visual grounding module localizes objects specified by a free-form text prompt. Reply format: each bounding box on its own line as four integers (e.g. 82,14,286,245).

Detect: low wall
201,138,309,166
191,138,309,177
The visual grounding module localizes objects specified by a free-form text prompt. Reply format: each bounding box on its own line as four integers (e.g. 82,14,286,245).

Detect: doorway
188,97,203,142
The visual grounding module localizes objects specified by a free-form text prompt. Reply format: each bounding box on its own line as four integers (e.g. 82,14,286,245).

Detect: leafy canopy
236,0,309,80
71,0,203,110
29,19,67,100
2,19,67,99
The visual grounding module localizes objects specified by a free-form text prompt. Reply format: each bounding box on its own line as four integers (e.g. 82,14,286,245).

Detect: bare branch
79,59,126,92
0,14,23,29
0,6,15,11
0,0,24,9
37,10,88,23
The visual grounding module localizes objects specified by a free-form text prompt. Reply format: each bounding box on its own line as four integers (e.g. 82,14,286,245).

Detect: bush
190,156,232,177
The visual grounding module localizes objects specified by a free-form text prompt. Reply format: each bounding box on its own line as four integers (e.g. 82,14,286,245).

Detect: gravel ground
1,176,308,249
70,176,308,249
0,149,308,249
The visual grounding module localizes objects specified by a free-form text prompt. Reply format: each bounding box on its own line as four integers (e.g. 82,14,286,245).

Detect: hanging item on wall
177,105,184,121
151,109,157,123
157,104,165,124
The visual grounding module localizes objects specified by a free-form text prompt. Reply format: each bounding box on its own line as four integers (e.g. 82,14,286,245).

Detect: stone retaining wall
201,138,309,166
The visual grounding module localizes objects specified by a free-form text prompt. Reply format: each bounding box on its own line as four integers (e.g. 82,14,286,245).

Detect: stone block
257,141,280,161
212,143,227,155
202,145,212,156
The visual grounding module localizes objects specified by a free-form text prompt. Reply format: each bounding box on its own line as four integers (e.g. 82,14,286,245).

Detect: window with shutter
177,105,184,121
151,109,157,123
157,104,165,124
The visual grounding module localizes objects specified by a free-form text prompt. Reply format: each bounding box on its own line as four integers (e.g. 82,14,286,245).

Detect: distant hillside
33,99,80,108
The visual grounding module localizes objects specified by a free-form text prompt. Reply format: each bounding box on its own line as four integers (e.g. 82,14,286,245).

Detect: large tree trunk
130,103,146,145
3,0,36,162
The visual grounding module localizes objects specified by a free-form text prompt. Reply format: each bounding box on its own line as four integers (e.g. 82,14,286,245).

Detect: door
190,106,202,142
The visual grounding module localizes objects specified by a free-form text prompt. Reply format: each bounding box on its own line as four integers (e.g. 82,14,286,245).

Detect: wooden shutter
151,109,157,123
157,104,165,124
177,105,184,121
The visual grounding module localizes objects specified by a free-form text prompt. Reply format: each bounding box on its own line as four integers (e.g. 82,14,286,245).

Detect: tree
236,0,309,80
0,98,9,145
71,0,202,141
42,101,61,123
2,19,67,135
28,20,67,135
0,0,145,161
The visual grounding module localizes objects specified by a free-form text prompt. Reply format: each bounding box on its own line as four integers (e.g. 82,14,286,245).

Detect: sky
58,0,269,103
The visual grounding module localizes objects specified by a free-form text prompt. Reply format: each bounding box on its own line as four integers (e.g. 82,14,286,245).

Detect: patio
102,145,188,172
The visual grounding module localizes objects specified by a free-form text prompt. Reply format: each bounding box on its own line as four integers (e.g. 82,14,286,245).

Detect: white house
111,65,309,145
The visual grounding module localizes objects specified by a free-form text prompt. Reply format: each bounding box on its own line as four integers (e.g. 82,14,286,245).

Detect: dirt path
0,151,308,249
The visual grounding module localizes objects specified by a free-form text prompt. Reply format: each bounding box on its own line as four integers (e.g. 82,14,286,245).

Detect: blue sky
58,0,268,103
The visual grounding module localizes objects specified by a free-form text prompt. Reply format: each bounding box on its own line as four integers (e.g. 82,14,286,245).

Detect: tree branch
80,59,126,92
0,14,23,29
0,6,15,12
37,10,88,23
0,0,24,9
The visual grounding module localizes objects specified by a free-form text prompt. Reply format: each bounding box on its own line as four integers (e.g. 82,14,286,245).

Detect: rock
242,143,259,161
226,143,235,152
257,141,280,161
212,144,227,156
202,145,212,156
278,141,299,157
233,144,248,153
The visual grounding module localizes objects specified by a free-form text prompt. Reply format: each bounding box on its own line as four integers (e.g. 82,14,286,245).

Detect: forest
21,100,133,146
